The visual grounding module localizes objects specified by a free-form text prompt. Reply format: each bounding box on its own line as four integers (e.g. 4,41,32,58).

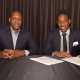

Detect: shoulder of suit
20,27,32,35
47,28,59,37
49,28,59,34
70,28,80,33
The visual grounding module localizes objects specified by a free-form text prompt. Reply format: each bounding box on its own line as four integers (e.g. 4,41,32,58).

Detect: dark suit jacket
43,28,80,56
0,26,38,55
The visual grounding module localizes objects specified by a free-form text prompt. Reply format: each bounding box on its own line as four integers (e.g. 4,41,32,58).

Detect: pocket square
73,41,79,46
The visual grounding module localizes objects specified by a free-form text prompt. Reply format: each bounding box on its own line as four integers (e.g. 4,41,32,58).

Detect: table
0,56,80,80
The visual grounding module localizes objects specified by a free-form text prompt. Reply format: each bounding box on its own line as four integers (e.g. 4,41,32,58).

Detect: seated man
43,10,80,58
0,10,38,59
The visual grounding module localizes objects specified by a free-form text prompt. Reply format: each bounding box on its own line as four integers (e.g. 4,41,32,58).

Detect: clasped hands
1,49,25,59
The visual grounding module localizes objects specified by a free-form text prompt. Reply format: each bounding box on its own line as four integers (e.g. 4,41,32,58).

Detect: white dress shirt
60,28,70,53
10,27,29,56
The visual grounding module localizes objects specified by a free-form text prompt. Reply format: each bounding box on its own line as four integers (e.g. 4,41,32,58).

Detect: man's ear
9,18,10,23
69,19,71,23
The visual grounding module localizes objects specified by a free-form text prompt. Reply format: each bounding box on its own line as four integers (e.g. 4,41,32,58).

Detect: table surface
0,56,80,80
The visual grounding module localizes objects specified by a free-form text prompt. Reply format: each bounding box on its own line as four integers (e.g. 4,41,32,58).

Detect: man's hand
3,49,25,59
52,51,72,58
0,51,9,59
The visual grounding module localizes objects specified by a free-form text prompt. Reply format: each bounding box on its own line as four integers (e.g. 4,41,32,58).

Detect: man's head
9,11,22,30
56,10,71,32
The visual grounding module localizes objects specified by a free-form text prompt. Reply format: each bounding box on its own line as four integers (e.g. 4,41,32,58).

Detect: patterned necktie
62,33,67,52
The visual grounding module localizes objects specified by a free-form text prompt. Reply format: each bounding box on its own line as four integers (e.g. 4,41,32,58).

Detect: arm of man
52,51,72,58
25,33,39,55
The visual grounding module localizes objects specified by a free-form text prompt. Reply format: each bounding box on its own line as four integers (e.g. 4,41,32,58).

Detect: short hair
9,10,22,18
56,10,71,20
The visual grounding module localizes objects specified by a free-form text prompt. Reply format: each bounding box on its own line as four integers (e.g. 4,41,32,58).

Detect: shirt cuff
24,50,30,56
52,51,58,56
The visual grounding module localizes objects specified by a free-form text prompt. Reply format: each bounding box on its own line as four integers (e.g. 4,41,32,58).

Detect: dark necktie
62,33,67,52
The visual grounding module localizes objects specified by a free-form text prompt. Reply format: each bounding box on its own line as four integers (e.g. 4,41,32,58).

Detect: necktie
62,33,67,52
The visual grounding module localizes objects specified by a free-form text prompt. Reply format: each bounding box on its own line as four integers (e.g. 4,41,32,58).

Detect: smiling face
57,14,71,32
9,11,22,31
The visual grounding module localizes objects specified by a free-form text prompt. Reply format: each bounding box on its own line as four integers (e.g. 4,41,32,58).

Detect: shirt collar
60,28,70,35
10,26,20,35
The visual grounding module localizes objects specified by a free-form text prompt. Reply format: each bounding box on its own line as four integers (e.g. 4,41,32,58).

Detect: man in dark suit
43,10,80,58
0,10,38,59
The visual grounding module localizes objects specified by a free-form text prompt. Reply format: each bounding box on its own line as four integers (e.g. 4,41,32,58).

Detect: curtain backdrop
0,0,80,54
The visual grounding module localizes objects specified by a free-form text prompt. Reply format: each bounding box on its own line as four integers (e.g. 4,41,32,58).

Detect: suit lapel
5,26,14,49
54,29,61,51
15,27,25,49
69,29,74,52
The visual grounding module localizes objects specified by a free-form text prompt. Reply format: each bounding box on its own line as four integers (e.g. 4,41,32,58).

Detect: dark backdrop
0,0,80,54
